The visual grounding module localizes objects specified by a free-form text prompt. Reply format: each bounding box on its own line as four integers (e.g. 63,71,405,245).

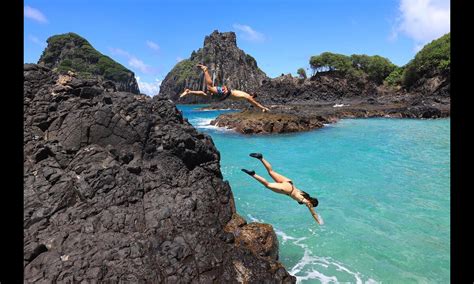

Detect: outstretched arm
305,202,323,225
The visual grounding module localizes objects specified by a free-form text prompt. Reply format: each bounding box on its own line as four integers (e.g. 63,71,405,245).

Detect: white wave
197,108,232,111
189,118,233,132
247,214,265,223
275,228,307,246
297,269,338,284
274,227,378,284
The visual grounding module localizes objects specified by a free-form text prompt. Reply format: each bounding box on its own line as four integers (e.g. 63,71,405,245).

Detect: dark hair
301,191,319,207
308,196,319,208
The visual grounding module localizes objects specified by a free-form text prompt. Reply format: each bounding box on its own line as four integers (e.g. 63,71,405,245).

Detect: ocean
177,104,450,283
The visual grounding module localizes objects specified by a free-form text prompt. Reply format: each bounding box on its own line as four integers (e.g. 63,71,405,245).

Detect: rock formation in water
23,63,295,283
159,30,268,104
210,71,450,134
37,32,140,94
211,109,325,134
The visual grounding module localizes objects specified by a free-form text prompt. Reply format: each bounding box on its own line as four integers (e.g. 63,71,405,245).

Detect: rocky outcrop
211,95,450,134
407,71,450,99
208,69,450,134
211,110,325,134
38,32,140,94
159,30,268,104
24,63,295,283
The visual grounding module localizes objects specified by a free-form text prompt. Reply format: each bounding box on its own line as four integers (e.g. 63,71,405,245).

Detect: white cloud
233,24,265,42
136,76,162,96
28,35,46,48
108,47,154,74
392,0,450,49
146,40,160,51
128,57,153,74
24,6,48,23
108,47,130,57
176,57,184,62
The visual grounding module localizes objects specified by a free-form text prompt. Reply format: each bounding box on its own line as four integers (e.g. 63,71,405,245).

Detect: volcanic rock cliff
38,33,140,94
24,64,295,283
159,30,268,104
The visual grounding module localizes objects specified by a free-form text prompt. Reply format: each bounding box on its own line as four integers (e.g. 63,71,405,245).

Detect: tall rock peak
159,30,268,103
204,30,237,46
38,32,140,94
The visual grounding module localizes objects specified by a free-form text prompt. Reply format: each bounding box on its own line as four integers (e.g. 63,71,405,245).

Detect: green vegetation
297,68,307,79
172,59,201,85
39,32,133,82
383,67,404,87
351,55,397,84
309,32,450,88
309,52,396,84
310,52,353,73
401,33,450,88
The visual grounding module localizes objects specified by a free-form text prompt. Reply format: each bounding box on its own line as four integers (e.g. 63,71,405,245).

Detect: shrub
297,68,307,79
384,67,404,86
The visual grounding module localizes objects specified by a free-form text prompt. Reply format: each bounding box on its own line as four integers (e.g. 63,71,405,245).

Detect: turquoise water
178,105,450,283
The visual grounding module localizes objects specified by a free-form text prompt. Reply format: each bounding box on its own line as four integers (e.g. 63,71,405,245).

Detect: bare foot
196,64,208,72
262,107,270,113
180,89,190,98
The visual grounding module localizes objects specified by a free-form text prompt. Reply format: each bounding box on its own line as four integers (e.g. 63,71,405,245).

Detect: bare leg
197,64,218,93
231,90,269,112
260,158,292,183
251,173,270,188
246,172,292,195
180,89,208,98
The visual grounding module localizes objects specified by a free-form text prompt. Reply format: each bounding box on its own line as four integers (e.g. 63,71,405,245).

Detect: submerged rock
24,64,296,283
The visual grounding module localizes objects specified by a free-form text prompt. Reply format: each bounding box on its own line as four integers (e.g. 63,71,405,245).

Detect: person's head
308,196,319,208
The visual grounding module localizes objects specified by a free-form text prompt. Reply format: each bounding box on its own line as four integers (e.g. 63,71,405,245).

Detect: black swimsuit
285,181,301,203
286,181,295,196
286,180,318,207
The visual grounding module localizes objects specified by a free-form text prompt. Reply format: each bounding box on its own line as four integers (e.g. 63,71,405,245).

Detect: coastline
203,96,449,134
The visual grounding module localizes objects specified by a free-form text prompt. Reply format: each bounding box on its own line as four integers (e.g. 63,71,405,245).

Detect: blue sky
24,0,450,96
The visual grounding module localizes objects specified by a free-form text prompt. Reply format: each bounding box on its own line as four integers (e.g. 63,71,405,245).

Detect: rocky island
38,33,140,94
23,35,296,282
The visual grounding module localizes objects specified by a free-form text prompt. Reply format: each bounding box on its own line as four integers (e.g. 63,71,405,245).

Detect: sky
24,0,450,96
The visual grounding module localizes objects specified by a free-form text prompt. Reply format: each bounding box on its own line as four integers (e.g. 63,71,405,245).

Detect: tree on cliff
401,33,450,88
309,52,397,84
350,54,397,84
310,52,353,74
